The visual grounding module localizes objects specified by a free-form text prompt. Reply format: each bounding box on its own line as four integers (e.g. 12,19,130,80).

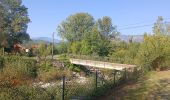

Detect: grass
99,70,170,100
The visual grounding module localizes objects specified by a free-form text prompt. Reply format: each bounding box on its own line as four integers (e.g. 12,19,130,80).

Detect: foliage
57,13,120,57
0,0,30,50
56,42,68,54
153,16,170,36
111,49,128,63
0,56,37,87
38,68,64,82
110,41,140,64
71,42,81,54
38,59,73,82
38,43,51,59
65,79,95,99
58,13,95,42
58,54,81,72
39,60,53,72
97,16,120,39
0,85,52,100
137,34,170,70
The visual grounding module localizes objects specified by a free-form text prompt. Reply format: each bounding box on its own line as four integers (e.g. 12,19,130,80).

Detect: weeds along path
98,70,170,100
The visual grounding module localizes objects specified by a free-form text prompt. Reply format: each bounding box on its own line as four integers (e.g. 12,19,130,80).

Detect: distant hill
31,35,143,44
31,37,60,43
119,35,143,42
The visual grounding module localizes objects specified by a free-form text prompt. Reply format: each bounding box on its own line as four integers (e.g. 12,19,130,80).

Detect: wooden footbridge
70,58,136,71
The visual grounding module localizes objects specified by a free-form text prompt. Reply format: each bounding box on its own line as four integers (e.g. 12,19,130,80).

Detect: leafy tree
57,13,95,42
97,16,120,39
57,13,119,57
153,16,170,36
81,26,111,56
0,0,30,50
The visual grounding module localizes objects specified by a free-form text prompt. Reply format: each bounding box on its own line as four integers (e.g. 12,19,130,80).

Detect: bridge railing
67,54,135,65
68,54,112,62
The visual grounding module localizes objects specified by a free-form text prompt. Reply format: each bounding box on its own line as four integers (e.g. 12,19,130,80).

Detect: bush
0,85,52,100
5,57,37,78
39,60,53,72
38,59,73,82
38,69,63,82
38,67,72,82
58,55,82,72
137,35,170,71
0,56,37,87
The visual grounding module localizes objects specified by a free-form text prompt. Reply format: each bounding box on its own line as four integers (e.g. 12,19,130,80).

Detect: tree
80,26,111,56
57,13,95,42
97,16,120,39
57,13,119,57
153,16,170,36
0,0,30,50
38,43,51,60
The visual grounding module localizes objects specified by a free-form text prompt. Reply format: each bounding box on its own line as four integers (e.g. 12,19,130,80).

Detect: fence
0,55,142,100
55,67,140,100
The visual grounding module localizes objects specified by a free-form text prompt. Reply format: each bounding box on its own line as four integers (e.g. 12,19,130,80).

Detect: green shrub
58,55,82,72
38,60,64,82
137,35,170,71
5,57,37,78
0,56,37,87
38,67,72,82
39,60,53,72
38,69,63,82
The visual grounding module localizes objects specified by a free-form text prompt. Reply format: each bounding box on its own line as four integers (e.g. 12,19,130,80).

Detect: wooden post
52,32,54,61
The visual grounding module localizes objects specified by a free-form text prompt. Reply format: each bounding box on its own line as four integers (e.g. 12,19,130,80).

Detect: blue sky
23,0,170,39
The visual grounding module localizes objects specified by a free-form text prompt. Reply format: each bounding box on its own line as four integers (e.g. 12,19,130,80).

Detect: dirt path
98,70,170,100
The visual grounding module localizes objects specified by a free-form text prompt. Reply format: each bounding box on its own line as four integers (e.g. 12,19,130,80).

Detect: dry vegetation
100,70,170,100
